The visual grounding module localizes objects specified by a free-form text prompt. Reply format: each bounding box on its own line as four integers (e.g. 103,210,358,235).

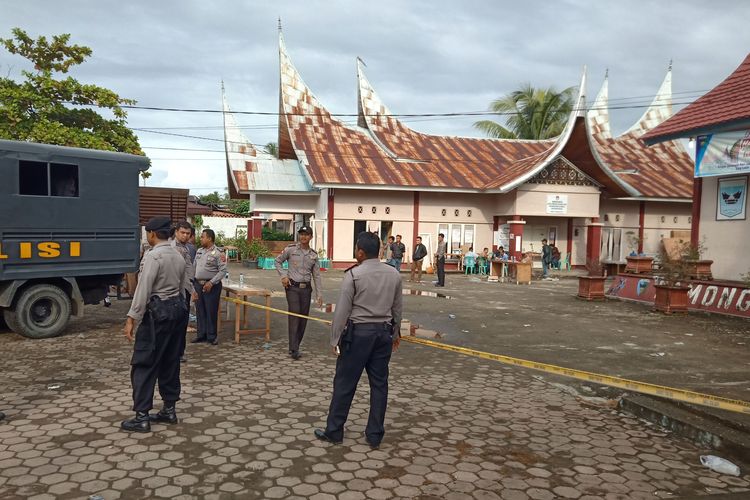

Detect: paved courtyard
1,267,749,499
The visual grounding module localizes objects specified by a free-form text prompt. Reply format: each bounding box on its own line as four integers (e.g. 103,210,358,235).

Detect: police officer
171,221,195,362
122,216,189,432
191,228,226,345
275,225,323,360
314,231,402,449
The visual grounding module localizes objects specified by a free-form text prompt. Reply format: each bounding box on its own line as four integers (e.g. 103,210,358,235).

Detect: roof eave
643,118,750,145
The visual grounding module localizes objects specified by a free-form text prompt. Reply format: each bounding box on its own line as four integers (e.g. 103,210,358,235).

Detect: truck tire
6,284,71,339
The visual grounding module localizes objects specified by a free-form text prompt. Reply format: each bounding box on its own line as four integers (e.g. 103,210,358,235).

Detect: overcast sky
2,1,749,195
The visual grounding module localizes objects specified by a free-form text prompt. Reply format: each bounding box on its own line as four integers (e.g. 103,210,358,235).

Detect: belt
289,279,311,288
195,279,211,285
353,322,392,332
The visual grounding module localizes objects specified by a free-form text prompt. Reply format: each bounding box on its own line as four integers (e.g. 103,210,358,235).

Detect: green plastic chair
464,255,477,275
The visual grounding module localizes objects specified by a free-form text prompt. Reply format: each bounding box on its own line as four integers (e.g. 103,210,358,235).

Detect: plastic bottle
224,272,229,285
700,455,741,476
239,273,244,288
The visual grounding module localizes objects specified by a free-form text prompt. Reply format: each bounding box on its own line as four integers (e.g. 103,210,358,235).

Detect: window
601,227,623,263
19,160,79,197
353,220,367,257
439,223,475,254
19,160,48,196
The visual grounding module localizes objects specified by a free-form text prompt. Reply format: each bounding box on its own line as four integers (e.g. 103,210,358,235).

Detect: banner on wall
494,224,510,248
546,194,568,214
695,130,750,177
716,176,747,220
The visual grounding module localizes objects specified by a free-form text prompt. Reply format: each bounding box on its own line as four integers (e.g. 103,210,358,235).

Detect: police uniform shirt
194,244,227,284
171,239,195,294
128,242,188,322
275,243,323,301
330,259,403,347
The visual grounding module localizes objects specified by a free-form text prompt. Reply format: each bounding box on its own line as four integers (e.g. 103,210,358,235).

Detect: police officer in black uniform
275,225,323,359
171,221,195,363
122,217,189,432
314,231,402,448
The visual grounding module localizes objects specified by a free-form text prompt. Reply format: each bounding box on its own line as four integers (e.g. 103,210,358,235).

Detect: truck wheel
8,284,71,339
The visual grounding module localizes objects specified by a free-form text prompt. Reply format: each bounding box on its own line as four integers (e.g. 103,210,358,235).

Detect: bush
262,227,293,241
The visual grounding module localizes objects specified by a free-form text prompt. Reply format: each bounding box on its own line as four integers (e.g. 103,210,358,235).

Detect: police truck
0,139,149,338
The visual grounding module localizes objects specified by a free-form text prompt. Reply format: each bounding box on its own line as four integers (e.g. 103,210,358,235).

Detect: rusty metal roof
223,90,313,194
586,69,693,198
227,35,693,199
644,53,750,143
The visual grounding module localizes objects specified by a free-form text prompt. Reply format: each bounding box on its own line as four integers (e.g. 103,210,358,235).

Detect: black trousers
130,312,185,412
437,256,446,286
178,291,190,357
285,284,312,354
325,323,393,444
194,280,222,341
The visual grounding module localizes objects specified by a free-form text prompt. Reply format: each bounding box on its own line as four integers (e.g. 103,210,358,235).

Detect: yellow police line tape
222,296,750,415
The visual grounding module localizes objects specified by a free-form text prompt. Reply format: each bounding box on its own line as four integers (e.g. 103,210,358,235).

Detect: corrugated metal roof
643,53,750,143
586,70,693,198
223,92,313,193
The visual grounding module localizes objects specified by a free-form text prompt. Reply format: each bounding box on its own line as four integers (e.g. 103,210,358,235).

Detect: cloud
2,0,749,194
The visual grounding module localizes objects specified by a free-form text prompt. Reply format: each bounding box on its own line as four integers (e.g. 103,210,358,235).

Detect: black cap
298,225,312,234
145,216,172,233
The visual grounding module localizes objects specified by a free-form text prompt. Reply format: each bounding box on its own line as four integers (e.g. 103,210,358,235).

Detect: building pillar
638,201,645,254
586,217,604,264
691,178,702,246
492,216,500,251
566,217,573,256
327,189,335,259
248,212,263,240
508,215,525,260
412,192,420,249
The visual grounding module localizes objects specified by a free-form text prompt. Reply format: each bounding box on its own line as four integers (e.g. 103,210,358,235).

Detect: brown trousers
410,259,424,282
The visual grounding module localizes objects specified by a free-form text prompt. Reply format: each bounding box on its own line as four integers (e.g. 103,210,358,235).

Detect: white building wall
699,176,750,281
201,216,251,239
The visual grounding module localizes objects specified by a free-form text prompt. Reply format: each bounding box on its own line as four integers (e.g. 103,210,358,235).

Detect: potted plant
683,239,712,280
624,232,653,274
653,241,691,314
242,238,271,269
577,258,607,300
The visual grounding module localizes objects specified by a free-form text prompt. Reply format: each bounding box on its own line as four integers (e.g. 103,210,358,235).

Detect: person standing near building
409,236,428,283
275,225,323,360
122,216,188,432
435,233,447,287
541,238,552,278
390,235,406,271
172,221,195,363
314,231,402,449
186,226,197,262
191,229,226,345
382,235,395,265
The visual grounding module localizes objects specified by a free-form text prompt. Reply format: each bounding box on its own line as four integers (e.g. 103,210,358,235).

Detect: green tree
198,190,250,215
263,142,278,157
0,28,144,155
474,84,575,140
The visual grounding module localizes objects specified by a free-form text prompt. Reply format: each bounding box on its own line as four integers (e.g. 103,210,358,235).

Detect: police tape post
222,296,750,415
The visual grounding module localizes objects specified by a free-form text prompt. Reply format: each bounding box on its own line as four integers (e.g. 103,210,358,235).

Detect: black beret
298,225,313,234
145,216,172,233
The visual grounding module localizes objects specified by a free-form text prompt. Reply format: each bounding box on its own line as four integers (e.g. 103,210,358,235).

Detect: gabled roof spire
622,63,673,137
587,69,612,139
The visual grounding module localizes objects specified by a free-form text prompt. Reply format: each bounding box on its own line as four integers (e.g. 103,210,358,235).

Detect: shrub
262,227,293,241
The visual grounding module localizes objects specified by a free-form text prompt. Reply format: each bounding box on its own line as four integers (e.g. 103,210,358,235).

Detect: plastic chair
464,255,477,275
477,257,489,275
560,253,571,271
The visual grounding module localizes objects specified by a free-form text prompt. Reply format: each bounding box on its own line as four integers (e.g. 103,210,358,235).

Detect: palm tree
263,142,278,157
474,84,575,140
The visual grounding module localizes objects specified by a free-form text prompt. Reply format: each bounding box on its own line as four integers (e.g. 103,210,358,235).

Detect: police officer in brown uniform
275,225,323,359
122,217,189,432
171,221,195,363
191,228,226,345
314,231,402,448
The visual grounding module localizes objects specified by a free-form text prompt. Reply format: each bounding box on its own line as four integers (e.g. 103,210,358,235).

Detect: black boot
0,411,5,422
121,411,151,432
149,404,178,424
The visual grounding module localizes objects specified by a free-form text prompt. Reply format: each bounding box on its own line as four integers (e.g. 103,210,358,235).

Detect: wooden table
488,260,509,282
506,262,532,285
218,283,272,343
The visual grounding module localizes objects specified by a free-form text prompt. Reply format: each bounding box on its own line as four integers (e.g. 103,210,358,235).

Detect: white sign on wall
494,224,510,248
546,194,568,214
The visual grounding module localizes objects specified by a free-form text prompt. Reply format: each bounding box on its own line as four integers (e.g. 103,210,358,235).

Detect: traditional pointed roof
644,53,750,143
223,88,312,194
226,35,694,200
584,66,693,198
